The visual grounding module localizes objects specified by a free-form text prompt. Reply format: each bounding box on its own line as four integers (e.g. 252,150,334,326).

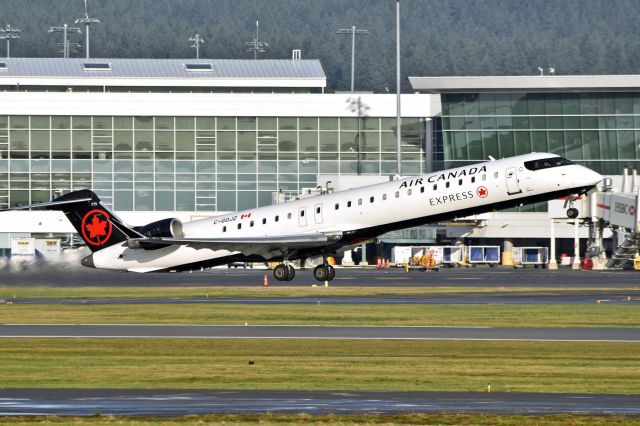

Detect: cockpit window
524,157,573,171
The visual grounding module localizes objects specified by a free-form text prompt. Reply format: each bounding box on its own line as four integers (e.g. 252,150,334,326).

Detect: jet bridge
593,170,640,269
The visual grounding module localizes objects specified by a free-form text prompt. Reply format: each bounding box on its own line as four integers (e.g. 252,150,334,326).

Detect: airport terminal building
0,57,638,262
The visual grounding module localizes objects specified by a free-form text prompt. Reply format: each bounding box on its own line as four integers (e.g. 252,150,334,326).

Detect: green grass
1,285,638,299
0,413,639,425
1,339,638,394
0,303,638,327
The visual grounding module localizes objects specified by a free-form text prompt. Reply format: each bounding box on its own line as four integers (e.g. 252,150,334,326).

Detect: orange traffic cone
263,274,269,287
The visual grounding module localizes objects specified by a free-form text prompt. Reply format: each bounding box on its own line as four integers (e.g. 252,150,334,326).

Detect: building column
548,219,558,269
572,219,581,269
501,239,513,266
359,243,368,266
341,249,355,267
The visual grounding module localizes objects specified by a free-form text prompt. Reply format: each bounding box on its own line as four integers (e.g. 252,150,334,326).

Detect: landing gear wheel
286,264,295,281
313,265,329,282
327,265,335,281
273,264,289,281
567,207,579,218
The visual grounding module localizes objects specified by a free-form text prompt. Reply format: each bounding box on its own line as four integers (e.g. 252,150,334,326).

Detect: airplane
2,152,602,281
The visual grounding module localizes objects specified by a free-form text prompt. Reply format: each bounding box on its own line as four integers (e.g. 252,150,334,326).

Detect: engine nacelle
136,218,184,239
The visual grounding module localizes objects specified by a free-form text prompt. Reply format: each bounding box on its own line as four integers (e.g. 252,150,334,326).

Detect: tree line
2,0,639,92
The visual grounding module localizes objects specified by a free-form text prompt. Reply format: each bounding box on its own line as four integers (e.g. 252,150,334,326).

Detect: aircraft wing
127,232,343,257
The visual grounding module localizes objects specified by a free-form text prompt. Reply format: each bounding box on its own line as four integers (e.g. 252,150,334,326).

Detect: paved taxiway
1,389,639,416
1,266,639,287
1,324,639,342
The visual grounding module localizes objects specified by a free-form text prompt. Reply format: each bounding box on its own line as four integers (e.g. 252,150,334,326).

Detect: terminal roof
409,75,640,93
0,57,326,88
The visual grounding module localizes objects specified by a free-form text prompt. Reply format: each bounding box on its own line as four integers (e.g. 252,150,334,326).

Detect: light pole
396,0,402,176
189,33,204,59
336,26,370,92
0,25,21,58
49,24,82,58
75,0,100,59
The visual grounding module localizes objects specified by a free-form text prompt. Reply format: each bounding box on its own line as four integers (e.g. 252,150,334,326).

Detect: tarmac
1,324,639,342
0,389,639,416
0,265,639,288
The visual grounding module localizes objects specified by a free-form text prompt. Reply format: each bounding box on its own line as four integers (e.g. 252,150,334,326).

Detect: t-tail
43,190,140,252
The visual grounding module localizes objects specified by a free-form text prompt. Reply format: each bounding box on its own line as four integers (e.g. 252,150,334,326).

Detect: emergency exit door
505,167,522,195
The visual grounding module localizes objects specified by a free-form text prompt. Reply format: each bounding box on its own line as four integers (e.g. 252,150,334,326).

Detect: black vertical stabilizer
50,189,139,252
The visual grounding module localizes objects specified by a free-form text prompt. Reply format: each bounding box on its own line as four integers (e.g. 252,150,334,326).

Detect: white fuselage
91,153,602,272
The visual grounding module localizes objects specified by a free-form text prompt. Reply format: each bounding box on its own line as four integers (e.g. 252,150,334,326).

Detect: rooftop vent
83,62,111,71
185,63,213,72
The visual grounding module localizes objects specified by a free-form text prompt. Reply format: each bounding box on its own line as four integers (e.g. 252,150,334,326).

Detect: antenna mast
75,0,100,58
189,33,204,59
245,20,269,59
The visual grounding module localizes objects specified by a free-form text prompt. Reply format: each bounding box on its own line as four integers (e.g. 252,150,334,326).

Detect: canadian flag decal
241,213,252,219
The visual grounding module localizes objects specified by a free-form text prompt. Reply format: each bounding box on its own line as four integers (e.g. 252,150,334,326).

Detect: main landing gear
273,263,295,281
313,262,335,282
272,260,336,282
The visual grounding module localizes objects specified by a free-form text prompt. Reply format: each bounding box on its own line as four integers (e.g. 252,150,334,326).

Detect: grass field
1,284,638,299
0,303,638,327
1,338,638,393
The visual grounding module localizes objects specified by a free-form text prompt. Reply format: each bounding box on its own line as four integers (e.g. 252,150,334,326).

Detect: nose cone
81,254,95,268
583,168,603,186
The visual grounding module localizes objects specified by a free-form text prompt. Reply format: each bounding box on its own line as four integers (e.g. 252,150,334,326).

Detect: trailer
467,246,501,267
441,245,464,267
512,247,548,268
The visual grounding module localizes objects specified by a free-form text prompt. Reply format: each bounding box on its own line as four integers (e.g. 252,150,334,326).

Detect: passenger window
369,196,374,203
347,201,352,207
382,194,387,201
420,187,425,193
494,172,499,178
433,184,437,190
334,203,339,210
250,220,254,227
262,218,267,225
275,215,279,222
358,199,362,205
316,206,321,213
287,213,292,219
446,182,450,188
482,174,486,181
300,210,305,217
237,223,242,230
408,189,412,195
471,176,476,183
395,191,399,198
458,179,463,186
223,226,226,232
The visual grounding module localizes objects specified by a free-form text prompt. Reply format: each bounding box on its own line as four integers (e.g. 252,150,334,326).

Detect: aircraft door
505,167,522,195
298,207,307,227
314,203,323,224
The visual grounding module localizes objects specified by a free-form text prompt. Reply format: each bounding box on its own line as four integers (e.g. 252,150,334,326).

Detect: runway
1,266,639,288
0,389,639,416
1,324,639,342
6,290,640,305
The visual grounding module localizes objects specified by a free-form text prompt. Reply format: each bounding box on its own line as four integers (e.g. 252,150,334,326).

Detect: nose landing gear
564,196,580,218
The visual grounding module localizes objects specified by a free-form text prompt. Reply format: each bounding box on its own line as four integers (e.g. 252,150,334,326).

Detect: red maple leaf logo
86,215,108,239
477,186,488,198
81,209,113,247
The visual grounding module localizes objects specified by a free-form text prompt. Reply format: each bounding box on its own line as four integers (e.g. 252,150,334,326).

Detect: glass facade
441,92,640,174
0,115,427,211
